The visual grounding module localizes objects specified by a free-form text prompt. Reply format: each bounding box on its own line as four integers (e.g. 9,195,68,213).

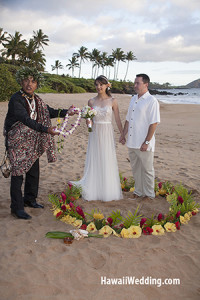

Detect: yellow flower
166,192,177,203
112,229,120,237
99,225,113,238
65,204,70,210
164,222,177,233
155,191,160,197
128,226,142,238
93,212,104,220
152,225,165,236
73,219,82,228
187,211,192,218
120,228,130,238
121,183,125,189
130,187,135,193
193,208,199,213
159,189,166,196
87,222,97,232
57,118,61,124
180,215,188,224
184,213,191,221
53,208,62,216
60,215,76,224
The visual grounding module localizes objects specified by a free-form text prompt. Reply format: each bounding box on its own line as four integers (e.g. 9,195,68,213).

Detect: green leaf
45,231,74,239
107,210,123,225
123,205,142,228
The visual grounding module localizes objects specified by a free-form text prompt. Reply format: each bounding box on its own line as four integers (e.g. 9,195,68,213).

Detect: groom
120,73,160,199
4,66,75,219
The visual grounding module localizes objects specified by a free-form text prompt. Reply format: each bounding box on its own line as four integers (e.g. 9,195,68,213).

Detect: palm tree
104,56,114,79
124,51,137,81
66,55,79,77
100,52,108,75
51,60,63,75
73,46,89,78
89,48,101,78
0,28,8,45
2,31,26,64
33,29,49,49
113,48,126,80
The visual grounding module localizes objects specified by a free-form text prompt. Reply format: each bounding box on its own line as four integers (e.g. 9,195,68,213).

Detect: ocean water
155,88,200,105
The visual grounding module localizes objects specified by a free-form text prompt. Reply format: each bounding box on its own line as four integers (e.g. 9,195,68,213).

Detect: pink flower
76,206,85,219
158,182,162,189
107,217,113,225
123,177,127,181
140,218,147,227
61,192,67,202
157,213,163,221
177,196,184,204
176,211,181,218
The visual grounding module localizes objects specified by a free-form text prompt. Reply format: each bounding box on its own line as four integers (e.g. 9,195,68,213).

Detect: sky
1,0,200,86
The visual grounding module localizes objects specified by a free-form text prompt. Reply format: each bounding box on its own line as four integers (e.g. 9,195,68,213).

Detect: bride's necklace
20,90,37,120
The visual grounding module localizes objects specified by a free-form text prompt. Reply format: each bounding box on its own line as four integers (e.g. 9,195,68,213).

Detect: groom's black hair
136,73,150,84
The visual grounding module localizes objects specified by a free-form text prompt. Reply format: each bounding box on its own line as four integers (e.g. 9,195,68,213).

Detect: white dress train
71,98,122,202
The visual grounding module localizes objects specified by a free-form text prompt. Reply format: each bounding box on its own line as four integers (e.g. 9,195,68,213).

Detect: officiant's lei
47,179,199,240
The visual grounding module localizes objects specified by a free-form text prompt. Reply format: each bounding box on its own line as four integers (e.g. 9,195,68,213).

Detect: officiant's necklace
20,90,37,120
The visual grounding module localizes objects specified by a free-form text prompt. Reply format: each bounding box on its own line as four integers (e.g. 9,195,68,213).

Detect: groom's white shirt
126,91,160,152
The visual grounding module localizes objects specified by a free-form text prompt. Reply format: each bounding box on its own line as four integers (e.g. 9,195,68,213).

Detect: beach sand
0,93,199,300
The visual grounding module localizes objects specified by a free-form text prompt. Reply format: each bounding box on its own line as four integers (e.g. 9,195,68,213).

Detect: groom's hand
119,134,126,145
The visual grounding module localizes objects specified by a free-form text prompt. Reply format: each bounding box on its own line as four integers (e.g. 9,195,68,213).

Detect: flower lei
47,177,199,240
55,108,81,153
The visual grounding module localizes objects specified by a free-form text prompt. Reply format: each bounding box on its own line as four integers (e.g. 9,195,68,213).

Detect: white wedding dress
71,98,122,202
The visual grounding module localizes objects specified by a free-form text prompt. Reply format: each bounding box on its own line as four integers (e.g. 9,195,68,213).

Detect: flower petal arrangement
47,178,199,241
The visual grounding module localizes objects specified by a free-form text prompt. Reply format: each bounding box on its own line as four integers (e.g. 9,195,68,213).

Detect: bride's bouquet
81,105,97,132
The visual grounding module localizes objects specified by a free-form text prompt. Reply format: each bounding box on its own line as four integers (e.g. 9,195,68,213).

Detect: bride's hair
95,75,111,96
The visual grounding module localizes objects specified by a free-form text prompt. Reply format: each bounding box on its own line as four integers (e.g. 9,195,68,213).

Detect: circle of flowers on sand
47,177,199,239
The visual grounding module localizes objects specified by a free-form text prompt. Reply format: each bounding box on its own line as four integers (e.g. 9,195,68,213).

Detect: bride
71,75,124,202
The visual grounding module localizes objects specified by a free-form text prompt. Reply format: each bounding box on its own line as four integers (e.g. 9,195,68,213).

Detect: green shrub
0,64,20,102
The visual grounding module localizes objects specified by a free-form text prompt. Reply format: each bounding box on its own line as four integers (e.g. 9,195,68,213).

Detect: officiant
4,66,75,220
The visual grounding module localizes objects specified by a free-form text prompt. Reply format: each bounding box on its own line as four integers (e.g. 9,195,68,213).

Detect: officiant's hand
48,126,60,136
68,105,78,115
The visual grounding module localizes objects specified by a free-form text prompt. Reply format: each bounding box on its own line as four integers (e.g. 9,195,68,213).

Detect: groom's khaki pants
128,148,155,198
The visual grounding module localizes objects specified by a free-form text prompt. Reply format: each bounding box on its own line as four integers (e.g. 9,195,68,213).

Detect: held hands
119,133,126,145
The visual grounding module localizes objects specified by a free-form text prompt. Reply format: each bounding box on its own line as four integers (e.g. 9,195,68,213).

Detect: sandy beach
0,93,200,300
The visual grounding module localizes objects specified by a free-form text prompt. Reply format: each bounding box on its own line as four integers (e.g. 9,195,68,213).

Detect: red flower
56,211,62,218
76,206,85,219
69,202,75,209
176,210,181,218
192,211,197,216
143,227,153,235
177,196,183,204
61,192,67,202
157,213,163,221
67,182,73,190
70,196,76,202
140,218,147,227
175,221,180,230
158,182,162,189
119,223,124,228
123,177,127,181
61,205,66,212
80,224,87,230
107,217,113,225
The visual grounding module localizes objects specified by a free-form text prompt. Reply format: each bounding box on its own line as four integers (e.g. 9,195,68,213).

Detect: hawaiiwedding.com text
100,276,180,288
